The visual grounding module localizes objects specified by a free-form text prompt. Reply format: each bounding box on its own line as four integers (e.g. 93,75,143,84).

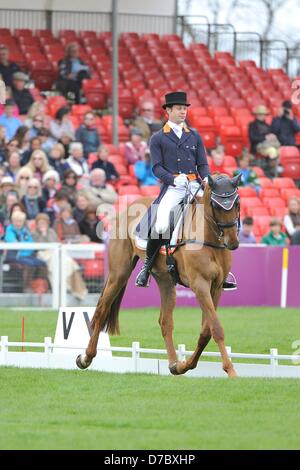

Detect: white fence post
178,344,186,362
132,341,140,372
0,336,8,365
51,246,60,310
44,337,52,368
270,348,278,367
60,246,67,307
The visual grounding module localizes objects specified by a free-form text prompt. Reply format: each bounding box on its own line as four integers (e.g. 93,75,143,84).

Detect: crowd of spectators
0,41,300,296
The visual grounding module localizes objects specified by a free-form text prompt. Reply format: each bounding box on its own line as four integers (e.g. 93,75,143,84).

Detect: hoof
228,368,238,378
76,354,91,370
169,362,180,375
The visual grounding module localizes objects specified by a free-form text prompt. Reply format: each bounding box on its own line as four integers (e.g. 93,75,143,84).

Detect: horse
76,173,241,377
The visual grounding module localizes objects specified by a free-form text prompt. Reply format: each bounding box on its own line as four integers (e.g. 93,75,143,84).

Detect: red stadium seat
262,197,286,209
269,206,288,217
252,166,265,177
279,146,300,163
282,162,300,179
238,187,257,197
118,185,141,196
259,188,281,199
247,206,270,216
242,197,263,215
258,177,274,188
140,186,160,197
273,177,296,189
280,188,300,202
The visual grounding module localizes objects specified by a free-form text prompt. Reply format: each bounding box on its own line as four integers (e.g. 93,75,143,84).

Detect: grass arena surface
1,306,300,450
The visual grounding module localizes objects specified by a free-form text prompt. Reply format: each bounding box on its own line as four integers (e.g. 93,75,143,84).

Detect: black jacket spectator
248,119,272,154
11,72,34,115
271,108,300,146
0,45,20,87
79,206,101,242
91,159,119,181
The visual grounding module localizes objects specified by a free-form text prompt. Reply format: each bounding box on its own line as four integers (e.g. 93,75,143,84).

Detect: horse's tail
105,255,139,335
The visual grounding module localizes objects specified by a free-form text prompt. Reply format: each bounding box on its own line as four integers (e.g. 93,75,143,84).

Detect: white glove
174,174,188,188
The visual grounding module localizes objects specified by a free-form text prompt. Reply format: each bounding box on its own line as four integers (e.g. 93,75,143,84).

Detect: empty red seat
247,206,270,216
262,197,286,209
273,177,296,189
258,177,274,188
259,188,281,199
280,188,300,202
282,162,300,179
118,185,141,196
238,187,257,197
242,197,263,215
140,186,160,197
252,166,265,177
224,155,237,167
279,146,300,163
269,206,288,217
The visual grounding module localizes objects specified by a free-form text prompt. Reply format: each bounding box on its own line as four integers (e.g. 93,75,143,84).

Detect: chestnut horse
76,173,241,377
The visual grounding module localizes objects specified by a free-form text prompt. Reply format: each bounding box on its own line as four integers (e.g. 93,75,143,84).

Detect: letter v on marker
62,311,75,339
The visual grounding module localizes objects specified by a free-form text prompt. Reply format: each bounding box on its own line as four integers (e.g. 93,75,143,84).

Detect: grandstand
0,2,300,303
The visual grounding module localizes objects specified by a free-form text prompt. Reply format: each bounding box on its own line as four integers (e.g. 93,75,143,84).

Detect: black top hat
162,91,190,109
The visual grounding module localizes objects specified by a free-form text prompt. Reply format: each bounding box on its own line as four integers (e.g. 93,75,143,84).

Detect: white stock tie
173,125,182,139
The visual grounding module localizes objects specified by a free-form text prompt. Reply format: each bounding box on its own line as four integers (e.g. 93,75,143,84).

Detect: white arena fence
2,336,300,378
0,242,105,308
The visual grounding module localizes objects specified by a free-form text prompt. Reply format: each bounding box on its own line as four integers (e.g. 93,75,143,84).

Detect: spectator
124,128,148,164
79,205,101,242
82,168,118,210
24,101,48,129
11,72,34,115
283,197,300,239
25,149,51,183
134,149,158,186
15,167,33,198
20,136,42,166
54,203,83,242
249,106,278,155
0,45,20,87
61,169,78,206
21,177,46,221
42,170,60,204
4,210,47,292
56,42,90,103
32,212,88,300
75,111,100,158
27,113,45,140
210,146,231,176
233,154,260,192
0,176,17,210
271,100,300,146
73,192,90,224
4,150,21,181
51,190,70,221
64,142,89,177
37,127,56,154
91,145,119,182
0,191,19,226
238,217,256,244
48,143,66,179
261,218,287,246
0,77,5,104
49,106,75,143
0,99,21,140
12,125,31,160
132,101,162,142
0,125,6,163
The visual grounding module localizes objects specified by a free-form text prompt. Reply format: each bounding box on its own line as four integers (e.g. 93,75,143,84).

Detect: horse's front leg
191,279,237,378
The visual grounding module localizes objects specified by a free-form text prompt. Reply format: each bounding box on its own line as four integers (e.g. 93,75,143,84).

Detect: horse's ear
207,175,215,189
231,173,242,188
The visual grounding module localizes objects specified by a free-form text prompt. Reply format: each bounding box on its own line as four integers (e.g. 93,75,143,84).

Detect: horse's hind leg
77,239,135,369
193,280,237,377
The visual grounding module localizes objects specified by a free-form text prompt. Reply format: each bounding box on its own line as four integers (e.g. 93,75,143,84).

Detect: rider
135,91,210,287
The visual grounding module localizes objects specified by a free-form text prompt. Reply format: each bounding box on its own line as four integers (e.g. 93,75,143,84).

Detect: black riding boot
135,237,163,287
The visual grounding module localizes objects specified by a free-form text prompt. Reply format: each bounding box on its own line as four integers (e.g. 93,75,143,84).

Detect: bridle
208,188,241,241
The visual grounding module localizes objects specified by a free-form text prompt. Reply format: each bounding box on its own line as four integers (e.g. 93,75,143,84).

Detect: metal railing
0,242,105,309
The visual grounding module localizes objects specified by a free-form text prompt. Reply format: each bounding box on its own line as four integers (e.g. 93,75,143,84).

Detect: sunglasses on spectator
20,176,30,179
34,119,43,122
66,175,76,179
33,157,43,160
28,185,38,189
142,108,153,111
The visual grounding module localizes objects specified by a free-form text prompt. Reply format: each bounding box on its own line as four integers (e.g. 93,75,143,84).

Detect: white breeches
155,181,203,234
